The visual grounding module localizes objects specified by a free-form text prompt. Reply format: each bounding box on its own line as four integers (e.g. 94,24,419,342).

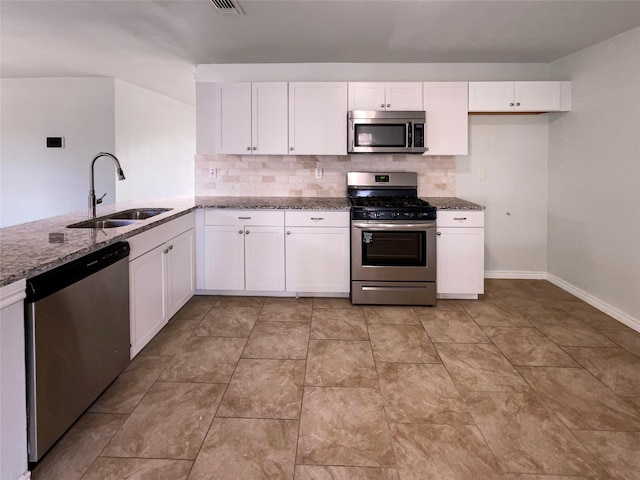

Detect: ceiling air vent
210,0,245,15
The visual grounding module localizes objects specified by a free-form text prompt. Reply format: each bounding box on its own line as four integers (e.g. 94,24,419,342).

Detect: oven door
351,220,436,282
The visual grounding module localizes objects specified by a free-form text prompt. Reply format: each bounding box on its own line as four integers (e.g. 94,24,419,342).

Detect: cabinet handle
380,103,385,108
238,230,243,234
436,232,441,236
246,147,251,151
290,146,294,151
310,217,324,221
238,216,252,220
163,248,170,253
246,230,250,235
516,102,520,106
386,104,390,108
509,102,514,107
286,231,291,235
168,245,173,251
453,217,467,221
252,147,257,150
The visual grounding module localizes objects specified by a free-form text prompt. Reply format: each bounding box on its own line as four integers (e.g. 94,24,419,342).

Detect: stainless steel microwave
347,110,426,154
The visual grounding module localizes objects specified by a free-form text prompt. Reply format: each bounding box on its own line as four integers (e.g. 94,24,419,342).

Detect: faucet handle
96,193,107,205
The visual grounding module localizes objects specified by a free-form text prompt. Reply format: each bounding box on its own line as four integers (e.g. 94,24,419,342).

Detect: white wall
457,115,549,276
195,62,550,83
114,80,195,202
0,78,116,227
548,27,640,326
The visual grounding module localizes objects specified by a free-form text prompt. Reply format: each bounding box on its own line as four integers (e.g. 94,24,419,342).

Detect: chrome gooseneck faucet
89,152,126,219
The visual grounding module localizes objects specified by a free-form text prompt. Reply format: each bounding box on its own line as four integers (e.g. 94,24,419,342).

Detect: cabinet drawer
285,210,349,227
437,210,484,228
128,212,194,260
204,209,284,226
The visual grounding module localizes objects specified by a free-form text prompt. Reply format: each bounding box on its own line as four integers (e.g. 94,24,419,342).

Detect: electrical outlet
315,167,323,179
209,167,217,179
478,169,487,181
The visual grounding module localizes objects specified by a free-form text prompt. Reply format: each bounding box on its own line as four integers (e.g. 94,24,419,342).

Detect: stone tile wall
195,154,456,197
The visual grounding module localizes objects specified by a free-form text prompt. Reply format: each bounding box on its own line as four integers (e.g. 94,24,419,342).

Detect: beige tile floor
32,279,640,480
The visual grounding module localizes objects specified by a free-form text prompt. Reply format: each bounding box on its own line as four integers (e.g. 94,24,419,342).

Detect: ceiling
2,0,640,105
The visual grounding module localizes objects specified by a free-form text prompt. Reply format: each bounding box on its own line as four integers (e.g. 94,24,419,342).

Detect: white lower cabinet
285,211,350,294
129,213,195,358
436,210,485,299
1,279,29,480
203,210,285,292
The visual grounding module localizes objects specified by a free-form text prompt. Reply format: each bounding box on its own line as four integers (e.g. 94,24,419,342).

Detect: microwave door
354,123,406,149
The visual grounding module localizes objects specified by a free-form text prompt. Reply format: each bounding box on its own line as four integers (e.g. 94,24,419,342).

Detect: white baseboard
547,274,640,333
484,270,548,280
18,472,31,480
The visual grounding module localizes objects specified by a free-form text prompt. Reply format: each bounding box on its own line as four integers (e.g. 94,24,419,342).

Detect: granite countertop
195,196,351,210
0,196,350,287
424,197,484,210
0,197,197,287
0,194,479,287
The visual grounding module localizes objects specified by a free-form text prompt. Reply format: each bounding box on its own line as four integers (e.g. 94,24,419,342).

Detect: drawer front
128,212,194,260
285,210,349,228
204,209,284,226
437,210,484,228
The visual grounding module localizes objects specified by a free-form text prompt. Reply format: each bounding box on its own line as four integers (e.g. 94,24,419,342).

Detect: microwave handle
407,122,412,147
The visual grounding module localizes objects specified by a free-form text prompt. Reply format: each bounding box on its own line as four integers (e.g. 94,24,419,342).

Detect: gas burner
350,197,432,209
347,172,436,222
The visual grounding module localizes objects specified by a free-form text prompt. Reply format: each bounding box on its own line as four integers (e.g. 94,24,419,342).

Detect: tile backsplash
195,154,456,197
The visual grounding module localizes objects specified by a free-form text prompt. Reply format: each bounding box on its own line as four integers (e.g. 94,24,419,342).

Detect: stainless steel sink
109,208,172,220
66,208,172,228
67,219,139,229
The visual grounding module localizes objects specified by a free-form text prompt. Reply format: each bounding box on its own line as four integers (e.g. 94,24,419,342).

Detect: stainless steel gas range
348,171,437,306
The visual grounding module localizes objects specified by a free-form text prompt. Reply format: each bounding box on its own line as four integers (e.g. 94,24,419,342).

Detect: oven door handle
351,221,435,231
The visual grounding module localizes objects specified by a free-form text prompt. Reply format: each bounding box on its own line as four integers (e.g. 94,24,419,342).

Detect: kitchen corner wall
195,154,455,197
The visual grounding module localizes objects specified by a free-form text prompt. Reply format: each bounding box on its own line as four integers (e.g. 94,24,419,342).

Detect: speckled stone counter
195,196,350,210
0,197,196,287
424,197,484,210
1,194,478,287
0,195,351,287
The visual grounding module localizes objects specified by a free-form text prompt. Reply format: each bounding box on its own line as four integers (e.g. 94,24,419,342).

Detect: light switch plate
209,167,217,179
315,168,323,179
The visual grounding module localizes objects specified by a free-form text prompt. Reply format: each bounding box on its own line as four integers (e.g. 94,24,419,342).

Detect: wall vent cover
210,0,244,15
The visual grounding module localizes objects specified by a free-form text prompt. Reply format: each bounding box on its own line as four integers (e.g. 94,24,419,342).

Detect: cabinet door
252,82,289,154
215,82,252,154
468,82,514,112
514,81,561,112
204,226,245,290
348,82,386,110
286,227,350,293
436,227,485,295
130,244,166,358
244,226,285,291
1,280,27,480
385,82,423,110
289,82,348,155
165,229,195,319
423,82,469,155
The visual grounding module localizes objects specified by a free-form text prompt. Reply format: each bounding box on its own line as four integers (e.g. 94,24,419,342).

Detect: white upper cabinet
251,83,289,154
423,82,469,156
289,82,348,155
348,82,423,111
215,83,251,154
215,82,288,154
468,81,571,112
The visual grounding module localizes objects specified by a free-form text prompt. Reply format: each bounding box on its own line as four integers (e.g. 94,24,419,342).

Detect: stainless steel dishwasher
25,241,130,462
